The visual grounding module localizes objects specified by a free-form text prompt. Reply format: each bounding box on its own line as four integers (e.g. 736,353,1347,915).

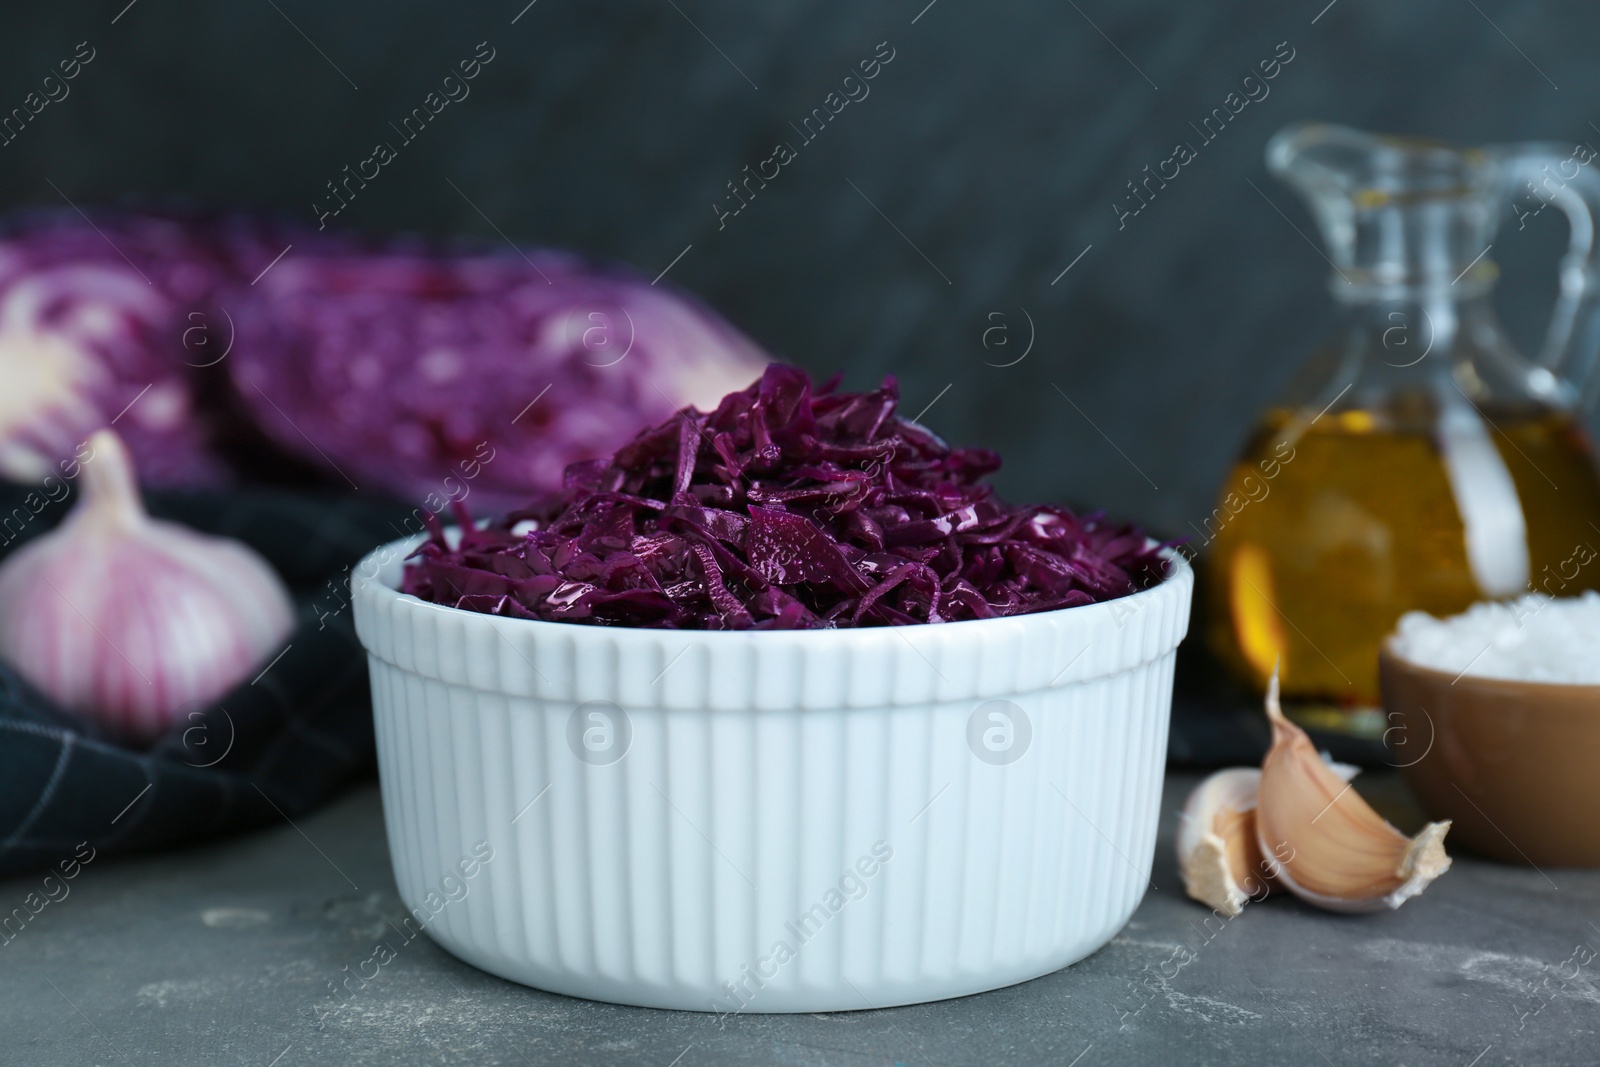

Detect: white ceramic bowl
352,534,1191,1013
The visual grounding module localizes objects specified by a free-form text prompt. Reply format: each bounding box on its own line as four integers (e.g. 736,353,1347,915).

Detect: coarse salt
1390,591,1600,684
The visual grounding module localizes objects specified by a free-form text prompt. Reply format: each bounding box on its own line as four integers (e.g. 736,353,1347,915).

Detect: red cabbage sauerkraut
402,365,1170,629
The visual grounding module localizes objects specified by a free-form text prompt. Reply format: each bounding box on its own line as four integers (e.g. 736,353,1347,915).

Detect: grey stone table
5,771,1597,1067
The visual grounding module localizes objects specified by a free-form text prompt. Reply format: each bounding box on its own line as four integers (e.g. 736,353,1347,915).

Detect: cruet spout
1265,122,1500,297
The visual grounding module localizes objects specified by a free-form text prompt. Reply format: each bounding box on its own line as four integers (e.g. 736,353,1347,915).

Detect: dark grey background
2,0,1595,535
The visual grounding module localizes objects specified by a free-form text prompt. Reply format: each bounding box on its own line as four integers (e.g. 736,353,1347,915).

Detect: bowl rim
1378,638,1600,698
351,528,1193,643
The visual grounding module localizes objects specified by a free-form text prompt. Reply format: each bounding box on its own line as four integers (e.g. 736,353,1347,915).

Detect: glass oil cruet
1204,122,1600,731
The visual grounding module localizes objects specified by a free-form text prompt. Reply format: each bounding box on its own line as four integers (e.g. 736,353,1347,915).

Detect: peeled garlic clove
1255,672,1451,913
0,429,294,741
1178,768,1271,916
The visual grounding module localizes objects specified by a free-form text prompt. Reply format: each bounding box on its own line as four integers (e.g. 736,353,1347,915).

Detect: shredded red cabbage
401,365,1171,629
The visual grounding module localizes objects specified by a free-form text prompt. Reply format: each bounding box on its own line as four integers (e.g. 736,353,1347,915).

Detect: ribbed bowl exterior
353,536,1191,1012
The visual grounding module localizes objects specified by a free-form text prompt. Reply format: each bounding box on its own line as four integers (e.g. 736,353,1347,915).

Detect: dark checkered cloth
0,484,417,877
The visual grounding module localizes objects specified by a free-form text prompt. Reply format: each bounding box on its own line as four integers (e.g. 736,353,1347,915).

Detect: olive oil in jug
1205,124,1600,723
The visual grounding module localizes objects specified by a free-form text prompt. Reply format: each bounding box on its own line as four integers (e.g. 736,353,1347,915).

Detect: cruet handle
1494,142,1600,410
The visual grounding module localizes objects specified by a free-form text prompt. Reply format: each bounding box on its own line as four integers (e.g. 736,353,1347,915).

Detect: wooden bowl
1378,642,1600,867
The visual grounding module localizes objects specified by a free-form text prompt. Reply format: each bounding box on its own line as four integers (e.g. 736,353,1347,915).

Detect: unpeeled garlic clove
1255,671,1452,912
1178,758,1361,915
1177,767,1270,916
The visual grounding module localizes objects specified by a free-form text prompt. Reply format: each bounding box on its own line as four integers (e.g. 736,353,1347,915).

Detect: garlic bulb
1177,768,1270,917
0,429,294,741
1255,672,1452,912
